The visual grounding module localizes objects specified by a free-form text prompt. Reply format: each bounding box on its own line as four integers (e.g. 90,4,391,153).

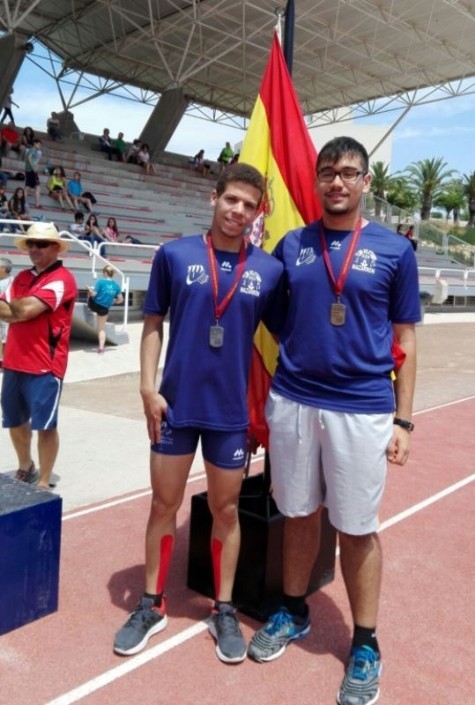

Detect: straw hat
16,222,69,254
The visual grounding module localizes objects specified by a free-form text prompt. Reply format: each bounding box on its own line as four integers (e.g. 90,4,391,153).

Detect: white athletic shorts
266,390,394,535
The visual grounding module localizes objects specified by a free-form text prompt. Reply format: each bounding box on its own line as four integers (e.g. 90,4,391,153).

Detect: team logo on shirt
352,248,376,274
330,240,342,250
186,264,209,285
221,261,232,272
240,270,261,297
296,247,316,266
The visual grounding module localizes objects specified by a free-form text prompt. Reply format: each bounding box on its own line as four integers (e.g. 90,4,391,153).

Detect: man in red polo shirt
0,222,77,489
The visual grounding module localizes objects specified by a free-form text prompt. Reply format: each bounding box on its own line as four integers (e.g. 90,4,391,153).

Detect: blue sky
8,53,475,178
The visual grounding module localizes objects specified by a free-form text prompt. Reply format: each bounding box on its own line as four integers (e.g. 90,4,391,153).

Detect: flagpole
283,0,295,74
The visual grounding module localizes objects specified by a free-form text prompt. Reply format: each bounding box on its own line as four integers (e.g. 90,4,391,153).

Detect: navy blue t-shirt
271,220,421,413
144,235,285,430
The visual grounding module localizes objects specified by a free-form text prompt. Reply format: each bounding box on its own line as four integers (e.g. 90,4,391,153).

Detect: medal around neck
209,323,224,348
331,302,346,326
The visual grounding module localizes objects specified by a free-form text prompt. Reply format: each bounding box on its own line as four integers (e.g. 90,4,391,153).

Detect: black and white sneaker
113,595,167,656
208,603,247,664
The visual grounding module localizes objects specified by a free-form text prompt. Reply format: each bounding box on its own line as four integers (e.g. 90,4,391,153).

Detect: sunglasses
25,240,54,249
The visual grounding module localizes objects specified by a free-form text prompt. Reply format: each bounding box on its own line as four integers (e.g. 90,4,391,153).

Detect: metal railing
0,219,137,332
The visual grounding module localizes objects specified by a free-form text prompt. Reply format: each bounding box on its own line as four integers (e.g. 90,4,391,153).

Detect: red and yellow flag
241,32,322,448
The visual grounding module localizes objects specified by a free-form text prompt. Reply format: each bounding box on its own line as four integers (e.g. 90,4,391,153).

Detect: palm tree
462,171,475,227
369,161,395,217
433,179,466,224
386,177,418,213
404,157,456,220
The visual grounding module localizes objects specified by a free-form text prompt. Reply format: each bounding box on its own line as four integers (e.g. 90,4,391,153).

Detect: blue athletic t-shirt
93,278,122,308
144,235,285,430
271,220,421,413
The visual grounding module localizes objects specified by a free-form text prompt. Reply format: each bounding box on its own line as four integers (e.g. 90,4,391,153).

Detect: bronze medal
330,302,346,326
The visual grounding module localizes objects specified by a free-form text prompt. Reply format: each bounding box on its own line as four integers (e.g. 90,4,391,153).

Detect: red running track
1,397,473,705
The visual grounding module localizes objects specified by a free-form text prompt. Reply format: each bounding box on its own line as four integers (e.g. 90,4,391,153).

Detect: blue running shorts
151,420,247,470
1,370,63,430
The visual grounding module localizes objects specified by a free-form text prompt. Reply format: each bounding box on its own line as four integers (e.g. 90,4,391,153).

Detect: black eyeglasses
317,168,366,183
25,240,53,249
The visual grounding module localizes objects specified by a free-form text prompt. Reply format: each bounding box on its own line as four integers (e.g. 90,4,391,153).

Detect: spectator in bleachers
0,256,13,367
99,128,118,161
86,265,124,354
0,184,9,229
18,126,36,160
0,125,21,156
24,138,42,209
8,187,30,233
46,112,62,141
102,216,119,243
137,143,156,176
405,225,417,252
0,90,19,125
67,171,95,213
85,213,108,253
126,139,141,164
217,141,234,172
69,211,87,239
114,132,127,163
47,166,75,211
191,149,211,177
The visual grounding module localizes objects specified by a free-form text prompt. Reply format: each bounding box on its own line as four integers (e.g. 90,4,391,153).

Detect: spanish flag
241,32,322,448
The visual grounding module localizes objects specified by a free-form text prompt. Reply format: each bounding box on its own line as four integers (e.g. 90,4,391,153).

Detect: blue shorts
1,370,63,430
151,420,247,470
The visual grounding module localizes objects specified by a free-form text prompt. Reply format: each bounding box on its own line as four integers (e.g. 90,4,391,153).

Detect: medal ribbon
319,218,362,298
206,232,246,320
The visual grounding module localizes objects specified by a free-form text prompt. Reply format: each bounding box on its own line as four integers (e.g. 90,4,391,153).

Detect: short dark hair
74,211,84,222
317,136,369,173
215,162,265,199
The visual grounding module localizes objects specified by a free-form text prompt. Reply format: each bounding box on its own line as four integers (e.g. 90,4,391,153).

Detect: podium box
187,472,336,621
0,474,62,635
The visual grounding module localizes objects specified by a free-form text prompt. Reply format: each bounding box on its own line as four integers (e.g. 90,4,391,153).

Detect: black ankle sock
352,625,380,654
283,594,308,619
214,600,232,610
144,592,163,608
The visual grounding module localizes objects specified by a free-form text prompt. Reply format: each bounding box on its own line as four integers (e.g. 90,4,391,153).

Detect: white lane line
412,395,475,415
378,473,475,532
45,472,474,705
43,621,209,705
62,451,265,521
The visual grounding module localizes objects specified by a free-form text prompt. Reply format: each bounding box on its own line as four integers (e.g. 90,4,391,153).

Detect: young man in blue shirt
248,137,420,705
113,163,285,664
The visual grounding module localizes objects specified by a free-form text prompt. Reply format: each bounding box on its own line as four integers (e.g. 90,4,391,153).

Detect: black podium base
187,473,336,621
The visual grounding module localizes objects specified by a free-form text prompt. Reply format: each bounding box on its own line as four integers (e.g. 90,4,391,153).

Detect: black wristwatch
393,417,414,432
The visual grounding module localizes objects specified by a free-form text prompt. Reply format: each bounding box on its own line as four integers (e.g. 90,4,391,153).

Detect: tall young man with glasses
248,137,420,705
0,222,77,489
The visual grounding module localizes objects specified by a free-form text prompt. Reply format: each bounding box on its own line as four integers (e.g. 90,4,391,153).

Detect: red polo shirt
1,260,77,379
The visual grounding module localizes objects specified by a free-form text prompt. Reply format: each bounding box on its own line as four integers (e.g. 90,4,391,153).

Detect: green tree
433,178,465,223
385,177,418,213
369,161,395,217
404,157,456,220
462,171,475,227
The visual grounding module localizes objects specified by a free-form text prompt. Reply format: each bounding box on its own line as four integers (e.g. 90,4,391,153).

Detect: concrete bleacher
0,130,223,339
1,129,214,248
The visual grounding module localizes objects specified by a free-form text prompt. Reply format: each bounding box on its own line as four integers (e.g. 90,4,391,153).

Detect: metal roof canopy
2,0,475,126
